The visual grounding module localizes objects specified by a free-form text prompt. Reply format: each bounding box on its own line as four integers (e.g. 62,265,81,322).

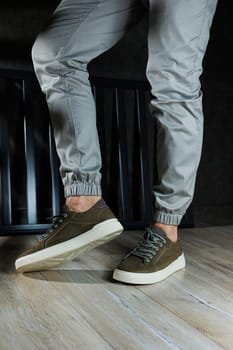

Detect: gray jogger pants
32,0,218,225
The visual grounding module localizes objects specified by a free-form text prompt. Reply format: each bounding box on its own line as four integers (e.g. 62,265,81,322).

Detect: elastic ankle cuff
64,183,102,197
154,211,183,226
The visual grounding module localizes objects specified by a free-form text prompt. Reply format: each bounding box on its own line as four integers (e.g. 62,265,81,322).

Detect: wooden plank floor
0,225,232,350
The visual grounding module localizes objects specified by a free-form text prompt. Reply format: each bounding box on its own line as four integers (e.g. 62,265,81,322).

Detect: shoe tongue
149,226,167,239
93,198,107,208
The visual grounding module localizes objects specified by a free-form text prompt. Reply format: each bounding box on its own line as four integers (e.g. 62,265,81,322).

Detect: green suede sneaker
113,227,185,284
15,199,123,273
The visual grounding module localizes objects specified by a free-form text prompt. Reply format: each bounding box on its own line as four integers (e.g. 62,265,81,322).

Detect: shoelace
38,213,68,241
129,228,166,263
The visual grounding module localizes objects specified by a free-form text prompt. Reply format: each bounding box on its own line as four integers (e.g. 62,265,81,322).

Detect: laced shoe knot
38,213,68,241
127,227,167,263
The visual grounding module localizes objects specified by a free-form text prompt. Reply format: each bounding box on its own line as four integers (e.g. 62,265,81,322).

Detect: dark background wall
0,0,233,226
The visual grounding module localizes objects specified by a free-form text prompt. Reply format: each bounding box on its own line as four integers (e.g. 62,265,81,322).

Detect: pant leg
146,0,218,225
32,0,145,197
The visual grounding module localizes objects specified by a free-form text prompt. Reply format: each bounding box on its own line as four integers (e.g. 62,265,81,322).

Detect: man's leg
113,0,218,284
15,0,146,273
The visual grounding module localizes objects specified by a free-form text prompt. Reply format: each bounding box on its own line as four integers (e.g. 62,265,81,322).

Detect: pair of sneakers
15,199,185,284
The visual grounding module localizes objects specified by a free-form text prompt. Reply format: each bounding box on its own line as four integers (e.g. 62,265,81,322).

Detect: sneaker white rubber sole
15,219,123,273
112,253,186,285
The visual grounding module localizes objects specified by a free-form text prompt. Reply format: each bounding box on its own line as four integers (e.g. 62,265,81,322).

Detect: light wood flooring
0,225,233,350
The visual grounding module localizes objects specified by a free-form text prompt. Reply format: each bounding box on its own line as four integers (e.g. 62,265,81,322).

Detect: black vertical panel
0,78,12,224
135,88,153,223
48,123,61,216
114,88,131,221
23,78,37,224
108,88,120,215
